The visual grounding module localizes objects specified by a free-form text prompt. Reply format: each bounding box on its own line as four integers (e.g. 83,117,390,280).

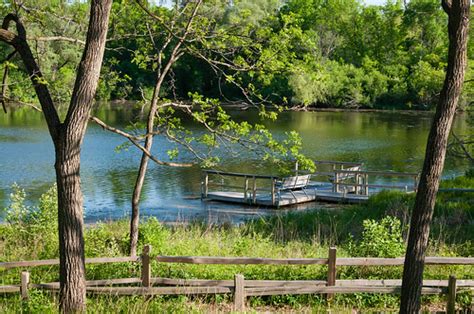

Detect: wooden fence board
0,285,20,293
151,278,327,287
0,256,138,269
156,256,328,265
245,286,445,296
86,286,232,295
336,257,474,266
335,279,474,287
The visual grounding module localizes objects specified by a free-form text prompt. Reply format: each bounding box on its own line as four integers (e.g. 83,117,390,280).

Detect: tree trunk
400,1,470,313
56,1,112,311
128,1,200,256
55,134,86,312
129,73,161,257
1,1,112,312
130,144,152,257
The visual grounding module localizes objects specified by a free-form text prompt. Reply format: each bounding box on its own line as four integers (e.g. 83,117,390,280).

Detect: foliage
1,184,58,260
348,216,405,258
1,0,472,110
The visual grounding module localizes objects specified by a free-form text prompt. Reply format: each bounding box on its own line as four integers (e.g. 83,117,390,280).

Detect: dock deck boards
206,187,369,207
201,166,419,208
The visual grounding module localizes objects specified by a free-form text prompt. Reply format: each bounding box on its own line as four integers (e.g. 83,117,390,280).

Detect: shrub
1,184,58,259
348,216,405,258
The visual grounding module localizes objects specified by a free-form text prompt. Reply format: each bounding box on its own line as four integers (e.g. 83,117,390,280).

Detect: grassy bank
1,173,473,312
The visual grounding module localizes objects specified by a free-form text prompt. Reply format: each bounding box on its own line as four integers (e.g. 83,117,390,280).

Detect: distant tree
400,0,470,312
0,0,112,312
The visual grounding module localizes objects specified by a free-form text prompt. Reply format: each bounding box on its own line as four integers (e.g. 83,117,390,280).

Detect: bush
348,216,405,258
1,184,58,260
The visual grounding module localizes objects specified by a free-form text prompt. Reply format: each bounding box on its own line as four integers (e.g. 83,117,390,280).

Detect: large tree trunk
56,1,112,311
55,135,86,312
400,0,470,312
1,1,112,312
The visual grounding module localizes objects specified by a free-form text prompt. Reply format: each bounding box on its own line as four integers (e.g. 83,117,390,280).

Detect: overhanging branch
90,116,193,168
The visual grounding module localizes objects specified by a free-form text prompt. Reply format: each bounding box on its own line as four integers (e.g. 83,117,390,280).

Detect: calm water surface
0,105,471,223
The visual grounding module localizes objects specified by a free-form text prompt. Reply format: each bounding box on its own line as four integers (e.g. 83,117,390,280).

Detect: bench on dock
328,165,362,193
329,165,361,181
275,174,311,200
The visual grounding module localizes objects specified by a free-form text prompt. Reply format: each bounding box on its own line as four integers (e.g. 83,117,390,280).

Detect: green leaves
348,216,406,258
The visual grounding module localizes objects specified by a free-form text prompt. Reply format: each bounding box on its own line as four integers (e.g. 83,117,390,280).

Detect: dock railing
201,169,278,205
2,246,473,313
202,163,420,205
295,161,420,196
329,170,420,196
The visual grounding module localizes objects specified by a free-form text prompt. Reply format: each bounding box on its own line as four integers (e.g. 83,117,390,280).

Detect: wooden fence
1,246,473,313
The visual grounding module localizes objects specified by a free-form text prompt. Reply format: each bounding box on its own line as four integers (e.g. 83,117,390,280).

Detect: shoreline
4,99,470,116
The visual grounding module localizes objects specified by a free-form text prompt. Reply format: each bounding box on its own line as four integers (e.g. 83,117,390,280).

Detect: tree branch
1,13,60,141
451,132,474,162
63,0,112,138
90,116,193,167
29,36,86,45
1,64,9,113
442,0,452,14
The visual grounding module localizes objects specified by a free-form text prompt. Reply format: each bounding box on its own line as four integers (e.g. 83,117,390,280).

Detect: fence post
446,275,457,314
20,271,29,300
326,247,337,300
234,274,245,312
141,245,152,288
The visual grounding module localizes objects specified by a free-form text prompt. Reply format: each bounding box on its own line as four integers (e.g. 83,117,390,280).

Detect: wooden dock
206,187,369,206
201,161,419,207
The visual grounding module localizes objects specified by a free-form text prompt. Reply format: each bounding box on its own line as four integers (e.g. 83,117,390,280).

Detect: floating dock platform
206,186,369,206
201,161,419,208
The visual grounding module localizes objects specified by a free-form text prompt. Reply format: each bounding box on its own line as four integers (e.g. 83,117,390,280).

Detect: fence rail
1,246,473,313
0,256,139,269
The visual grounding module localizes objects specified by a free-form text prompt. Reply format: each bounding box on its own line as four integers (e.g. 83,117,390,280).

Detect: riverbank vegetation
1,172,472,312
1,0,474,110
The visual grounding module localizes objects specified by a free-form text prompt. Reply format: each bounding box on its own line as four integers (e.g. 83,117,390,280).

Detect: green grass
1,173,473,312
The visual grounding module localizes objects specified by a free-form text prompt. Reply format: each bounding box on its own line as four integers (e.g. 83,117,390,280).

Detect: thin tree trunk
130,74,161,257
400,0,470,312
129,2,202,257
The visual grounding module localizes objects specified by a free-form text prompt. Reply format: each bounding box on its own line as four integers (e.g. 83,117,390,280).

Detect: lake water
0,105,471,223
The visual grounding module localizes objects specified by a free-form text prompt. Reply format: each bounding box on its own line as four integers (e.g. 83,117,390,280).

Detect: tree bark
129,78,160,257
55,135,86,312
1,1,112,312
400,1,470,313
56,1,112,311
129,1,202,256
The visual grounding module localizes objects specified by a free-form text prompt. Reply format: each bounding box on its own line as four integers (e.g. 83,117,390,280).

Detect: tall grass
1,173,473,312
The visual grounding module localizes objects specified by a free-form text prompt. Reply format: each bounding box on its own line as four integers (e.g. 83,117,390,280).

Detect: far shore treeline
1,0,474,111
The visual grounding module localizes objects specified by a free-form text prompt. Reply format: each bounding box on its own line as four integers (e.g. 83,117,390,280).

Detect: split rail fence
1,246,473,313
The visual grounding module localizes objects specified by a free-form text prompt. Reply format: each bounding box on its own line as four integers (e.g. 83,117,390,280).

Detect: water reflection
0,105,471,223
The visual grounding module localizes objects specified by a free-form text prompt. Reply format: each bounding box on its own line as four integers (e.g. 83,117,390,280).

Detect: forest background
2,0,474,111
